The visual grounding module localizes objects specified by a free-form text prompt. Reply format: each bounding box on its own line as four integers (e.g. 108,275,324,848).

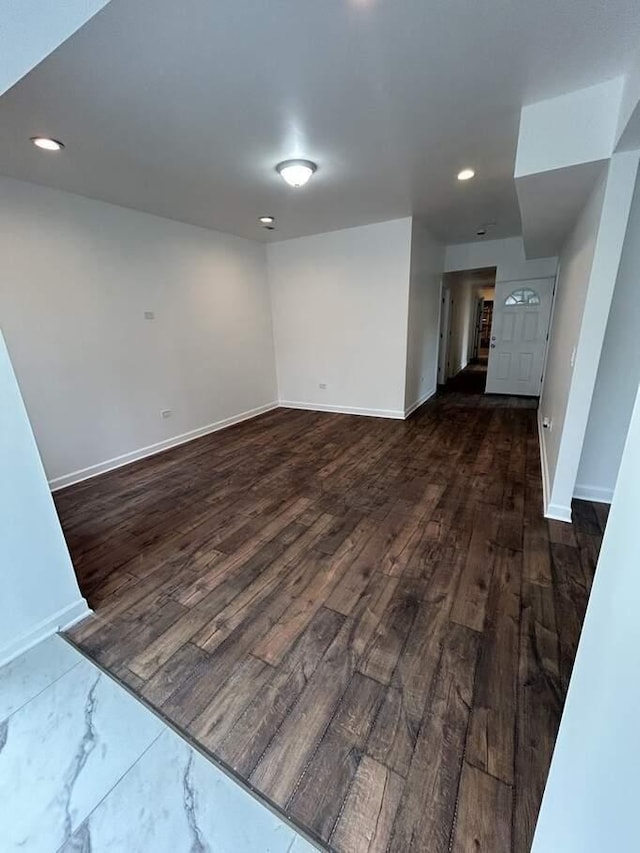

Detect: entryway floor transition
0,635,314,852
55,367,607,852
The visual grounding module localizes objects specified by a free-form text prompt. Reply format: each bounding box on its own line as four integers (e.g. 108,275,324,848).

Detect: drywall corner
538,408,572,521
545,151,640,515
404,218,445,413
0,598,91,669
0,330,88,665
404,386,437,419
575,168,640,503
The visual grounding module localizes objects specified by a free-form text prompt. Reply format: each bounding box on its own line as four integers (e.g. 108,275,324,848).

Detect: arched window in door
504,287,540,306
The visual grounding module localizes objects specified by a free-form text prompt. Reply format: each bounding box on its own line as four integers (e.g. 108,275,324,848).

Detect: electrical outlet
319,383,327,390
144,311,155,320
161,409,172,419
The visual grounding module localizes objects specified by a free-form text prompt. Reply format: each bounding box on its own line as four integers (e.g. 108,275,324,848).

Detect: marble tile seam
53,729,164,853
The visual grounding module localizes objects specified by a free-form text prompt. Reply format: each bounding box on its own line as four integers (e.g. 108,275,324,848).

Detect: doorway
438,267,497,393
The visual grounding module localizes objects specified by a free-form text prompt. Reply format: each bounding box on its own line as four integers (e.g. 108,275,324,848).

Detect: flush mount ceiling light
31,136,65,151
457,168,475,181
259,215,275,225
276,159,317,188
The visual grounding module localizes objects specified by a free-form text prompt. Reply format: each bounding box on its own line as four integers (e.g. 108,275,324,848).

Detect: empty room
2,2,640,852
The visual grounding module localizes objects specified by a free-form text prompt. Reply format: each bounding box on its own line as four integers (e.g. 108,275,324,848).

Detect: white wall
445,236,557,283
0,178,278,488
0,331,89,665
444,274,476,378
531,377,640,852
540,151,639,520
539,170,607,516
576,171,640,503
0,0,110,96
268,218,413,418
515,79,622,178
404,219,444,413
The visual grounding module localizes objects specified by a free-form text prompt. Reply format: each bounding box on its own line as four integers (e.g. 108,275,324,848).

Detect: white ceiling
0,0,639,243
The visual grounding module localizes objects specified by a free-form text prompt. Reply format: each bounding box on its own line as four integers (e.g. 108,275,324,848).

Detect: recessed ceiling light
476,228,487,237
31,136,65,151
276,159,317,188
457,168,475,181
259,216,275,225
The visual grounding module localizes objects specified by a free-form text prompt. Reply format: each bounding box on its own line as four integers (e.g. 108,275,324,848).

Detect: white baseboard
537,409,551,516
546,502,573,523
404,386,437,418
279,401,405,420
538,409,573,523
49,402,279,491
573,483,614,504
0,598,91,668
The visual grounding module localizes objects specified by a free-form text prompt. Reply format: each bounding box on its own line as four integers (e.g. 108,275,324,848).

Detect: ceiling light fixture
31,136,65,151
259,216,275,225
276,159,317,188
457,168,475,181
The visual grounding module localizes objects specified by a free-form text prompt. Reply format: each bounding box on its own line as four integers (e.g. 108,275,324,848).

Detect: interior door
485,278,554,396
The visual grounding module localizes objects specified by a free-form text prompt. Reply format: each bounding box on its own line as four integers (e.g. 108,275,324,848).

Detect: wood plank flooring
57,384,607,853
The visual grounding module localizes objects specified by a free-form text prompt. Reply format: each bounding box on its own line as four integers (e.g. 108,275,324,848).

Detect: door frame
538,269,559,391
437,286,452,385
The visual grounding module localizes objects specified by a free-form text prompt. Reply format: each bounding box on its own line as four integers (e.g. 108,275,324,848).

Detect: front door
485,277,554,396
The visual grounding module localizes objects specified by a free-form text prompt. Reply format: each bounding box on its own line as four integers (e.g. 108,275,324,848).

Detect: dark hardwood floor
442,359,488,394
56,381,607,853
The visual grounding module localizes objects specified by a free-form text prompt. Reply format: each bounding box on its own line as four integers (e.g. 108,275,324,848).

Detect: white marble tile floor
0,635,318,853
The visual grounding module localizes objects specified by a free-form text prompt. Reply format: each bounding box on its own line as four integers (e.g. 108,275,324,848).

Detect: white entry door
485,277,554,396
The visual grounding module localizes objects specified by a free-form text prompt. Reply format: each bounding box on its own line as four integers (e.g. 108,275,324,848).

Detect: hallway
56,394,605,853
443,360,488,395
